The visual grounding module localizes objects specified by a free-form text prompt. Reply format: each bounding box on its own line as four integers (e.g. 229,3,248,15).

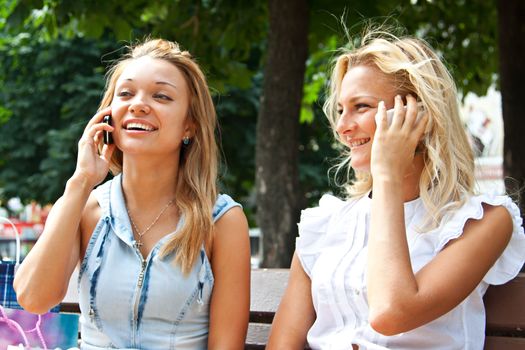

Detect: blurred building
461,86,505,195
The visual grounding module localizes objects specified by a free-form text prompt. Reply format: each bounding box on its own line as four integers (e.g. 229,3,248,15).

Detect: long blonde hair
324,29,475,229
98,39,218,273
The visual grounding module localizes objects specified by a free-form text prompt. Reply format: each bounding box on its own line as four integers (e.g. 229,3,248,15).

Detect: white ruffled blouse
296,193,525,350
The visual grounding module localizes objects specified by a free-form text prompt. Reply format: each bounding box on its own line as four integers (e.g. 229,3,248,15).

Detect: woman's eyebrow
337,95,379,106
156,81,177,89
117,78,177,90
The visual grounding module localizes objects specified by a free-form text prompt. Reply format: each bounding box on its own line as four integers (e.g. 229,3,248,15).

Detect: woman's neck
120,155,180,208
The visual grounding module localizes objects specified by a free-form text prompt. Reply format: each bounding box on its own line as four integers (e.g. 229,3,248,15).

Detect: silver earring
183,137,190,145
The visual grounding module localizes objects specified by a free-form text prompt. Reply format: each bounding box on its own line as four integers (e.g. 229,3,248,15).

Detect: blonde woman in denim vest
14,38,250,349
268,28,525,350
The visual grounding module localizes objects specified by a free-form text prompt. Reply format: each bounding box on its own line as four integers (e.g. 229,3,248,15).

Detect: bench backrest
484,273,525,349
246,269,289,349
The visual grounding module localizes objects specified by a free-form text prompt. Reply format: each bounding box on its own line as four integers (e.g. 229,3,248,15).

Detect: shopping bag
0,217,77,350
0,217,59,312
0,305,79,349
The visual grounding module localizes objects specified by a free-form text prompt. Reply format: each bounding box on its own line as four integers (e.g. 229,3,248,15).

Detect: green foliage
5,0,269,94
395,0,498,97
298,35,340,204
215,77,261,226
0,34,119,203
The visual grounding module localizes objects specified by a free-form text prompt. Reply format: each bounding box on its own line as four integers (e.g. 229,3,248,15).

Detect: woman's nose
128,97,151,115
336,112,357,135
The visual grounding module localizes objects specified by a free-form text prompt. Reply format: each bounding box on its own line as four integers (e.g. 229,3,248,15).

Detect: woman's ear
184,117,196,139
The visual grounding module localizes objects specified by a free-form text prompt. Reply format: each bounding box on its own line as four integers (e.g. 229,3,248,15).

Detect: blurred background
0,0,523,268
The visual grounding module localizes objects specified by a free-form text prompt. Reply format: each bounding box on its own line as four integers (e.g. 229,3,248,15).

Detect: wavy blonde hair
324,29,475,230
98,39,218,273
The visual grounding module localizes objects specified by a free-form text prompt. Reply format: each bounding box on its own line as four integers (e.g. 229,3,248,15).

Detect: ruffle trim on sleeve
433,194,525,285
296,194,345,278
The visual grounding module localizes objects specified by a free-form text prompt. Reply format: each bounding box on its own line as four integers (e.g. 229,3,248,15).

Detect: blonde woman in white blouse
267,29,525,350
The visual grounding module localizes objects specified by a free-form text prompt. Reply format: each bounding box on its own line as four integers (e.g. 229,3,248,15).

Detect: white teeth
126,122,155,131
347,137,370,148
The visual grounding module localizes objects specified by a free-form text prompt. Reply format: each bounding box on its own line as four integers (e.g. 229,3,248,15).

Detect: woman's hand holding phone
384,103,425,126
71,108,115,189
371,95,428,181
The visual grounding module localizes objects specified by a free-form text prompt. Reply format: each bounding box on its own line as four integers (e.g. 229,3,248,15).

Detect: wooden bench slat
245,323,311,350
248,269,289,323
484,273,525,331
484,336,525,350
250,269,289,314
249,310,275,324
60,302,81,313
245,323,271,350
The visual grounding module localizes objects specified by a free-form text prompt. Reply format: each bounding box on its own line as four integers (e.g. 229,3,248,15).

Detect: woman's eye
337,109,343,115
355,103,370,110
117,90,132,97
154,93,173,101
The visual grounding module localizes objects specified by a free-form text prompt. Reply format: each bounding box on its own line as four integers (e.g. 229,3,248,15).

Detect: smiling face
336,65,398,172
110,56,192,158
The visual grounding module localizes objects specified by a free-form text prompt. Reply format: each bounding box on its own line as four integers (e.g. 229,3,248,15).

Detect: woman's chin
349,159,371,173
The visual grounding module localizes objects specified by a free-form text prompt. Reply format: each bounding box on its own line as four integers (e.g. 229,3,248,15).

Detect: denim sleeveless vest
78,174,240,349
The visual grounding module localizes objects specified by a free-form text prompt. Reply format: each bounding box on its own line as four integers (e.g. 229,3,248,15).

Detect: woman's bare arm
208,207,251,349
14,109,114,314
14,178,91,313
267,252,316,349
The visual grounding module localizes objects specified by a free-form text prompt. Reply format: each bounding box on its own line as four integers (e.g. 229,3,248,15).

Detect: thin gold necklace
127,198,175,248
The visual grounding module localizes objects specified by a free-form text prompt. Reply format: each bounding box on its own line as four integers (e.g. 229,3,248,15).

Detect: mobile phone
103,115,113,144
385,102,425,126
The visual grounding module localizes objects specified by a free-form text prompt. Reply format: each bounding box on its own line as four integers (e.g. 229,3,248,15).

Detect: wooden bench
60,270,525,349
484,272,525,349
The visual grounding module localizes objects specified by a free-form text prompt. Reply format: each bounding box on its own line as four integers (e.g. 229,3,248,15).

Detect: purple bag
0,305,79,349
